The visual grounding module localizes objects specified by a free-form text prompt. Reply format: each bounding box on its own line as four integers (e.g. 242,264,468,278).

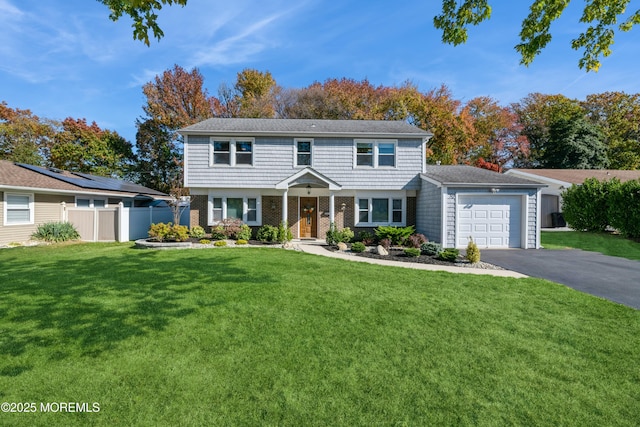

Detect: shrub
356,230,375,245
214,240,227,247
465,237,481,264
350,242,366,253
375,225,415,246
32,221,80,242
326,223,353,245
189,225,206,239
148,222,189,242
210,225,226,240
608,179,640,238
379,238,391,250
236,239,248,245
406,233,428,248
276,221,293,243
257,225,279,242
562,178,618,232
404,247,421,257
199,239,211,245
421,241,443,256
237,224,252,241
438,248,460,262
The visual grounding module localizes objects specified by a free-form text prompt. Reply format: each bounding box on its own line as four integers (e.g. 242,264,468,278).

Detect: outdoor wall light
341,202,346,211
306,184,311,195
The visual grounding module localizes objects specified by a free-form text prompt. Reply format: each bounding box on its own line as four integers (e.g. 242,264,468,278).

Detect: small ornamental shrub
337,227,354,243
32,221,80,242
148,222,188,242
608,179,640,238
257,225,279,242
379,238,391,250
375,225,415,246
189,225,206,239
357,230,375,245
199,239,211,245
214,240,227,247
326,223,353,245
406,233,428,248
438,248,460,262
420,241,443,256
404,247,421,257
465,237,481,264
237,224,252,241
148,222,170,241
210,225,227,240
276,221,293,243
326,223,338,245
236,239,248,245
350,242,366,253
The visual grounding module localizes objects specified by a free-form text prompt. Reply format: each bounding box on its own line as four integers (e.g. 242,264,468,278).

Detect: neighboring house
505,169,640,228
180,118,546,249
0,161,172,245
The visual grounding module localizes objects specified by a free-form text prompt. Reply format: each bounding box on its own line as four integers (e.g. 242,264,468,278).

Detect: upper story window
4,193,34,225
354,140,397,168
295,139,313,167
210,138,254,167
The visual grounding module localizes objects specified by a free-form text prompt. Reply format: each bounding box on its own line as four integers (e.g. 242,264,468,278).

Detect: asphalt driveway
481,249,640,310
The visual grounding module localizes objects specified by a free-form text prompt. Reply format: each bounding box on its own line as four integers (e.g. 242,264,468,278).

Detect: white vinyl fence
64,202,190,242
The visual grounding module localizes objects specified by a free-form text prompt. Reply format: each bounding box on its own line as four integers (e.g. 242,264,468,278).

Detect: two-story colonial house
180,118,544,248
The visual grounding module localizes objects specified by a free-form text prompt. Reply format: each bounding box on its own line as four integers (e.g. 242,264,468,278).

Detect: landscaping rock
337,242,348,251
376,245,389,256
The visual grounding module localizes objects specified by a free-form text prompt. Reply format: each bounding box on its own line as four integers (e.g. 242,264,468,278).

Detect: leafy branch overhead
434,0,640,71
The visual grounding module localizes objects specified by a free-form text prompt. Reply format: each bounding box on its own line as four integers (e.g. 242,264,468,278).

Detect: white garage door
457,195,522,248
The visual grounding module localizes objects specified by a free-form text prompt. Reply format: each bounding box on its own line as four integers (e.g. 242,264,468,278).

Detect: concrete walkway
296,243,528,278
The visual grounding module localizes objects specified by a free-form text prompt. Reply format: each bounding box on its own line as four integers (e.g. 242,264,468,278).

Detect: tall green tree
541,117,608,169
134,119,181,193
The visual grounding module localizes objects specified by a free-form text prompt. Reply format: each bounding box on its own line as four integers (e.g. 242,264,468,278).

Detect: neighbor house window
210,138,255,167
357,197,404,225
4,193,34,225
354,140,397,168
209,195,260,225
295,139,313,167
75,198,107,208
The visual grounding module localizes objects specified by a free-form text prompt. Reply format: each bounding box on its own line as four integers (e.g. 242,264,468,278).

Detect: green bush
326,223,353,245
375,225,415,246
214,240,227,247
438,248,460,262
189,225,206,239
350,242,366,253
466,237,481,264
420,241,443,256
562,178,619,232
237,224,252,241
32,221,80,242
257,225,279,242
199,239,211,245
148,222,189,242
276,221,293,243
356,230,375,245
210,225,227,240
404,247,421,257
608,179,640,238
236,239,248,245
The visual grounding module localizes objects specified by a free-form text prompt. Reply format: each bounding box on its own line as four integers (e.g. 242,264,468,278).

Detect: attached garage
416,166,546,249
457,195,523,248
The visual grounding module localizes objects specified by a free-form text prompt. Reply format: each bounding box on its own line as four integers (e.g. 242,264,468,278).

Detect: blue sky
2,0,639,144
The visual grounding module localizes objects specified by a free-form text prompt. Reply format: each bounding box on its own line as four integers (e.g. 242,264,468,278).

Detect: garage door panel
457,195,522,249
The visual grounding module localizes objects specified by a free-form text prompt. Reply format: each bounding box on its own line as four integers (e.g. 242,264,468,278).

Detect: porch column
282,189,288,223
329,191,335,224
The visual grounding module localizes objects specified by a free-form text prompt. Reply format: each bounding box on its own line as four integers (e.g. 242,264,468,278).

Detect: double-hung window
4,193,34,225
356,197,404,226
295,139,313,167
211,138,254,166
209,195,260,225
354,140,396,168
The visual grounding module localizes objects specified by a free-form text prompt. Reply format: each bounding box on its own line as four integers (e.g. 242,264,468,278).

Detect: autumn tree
234,69,278,118
49,118,135,177
0,101,54,165
582,91,640,169
434,0,640,71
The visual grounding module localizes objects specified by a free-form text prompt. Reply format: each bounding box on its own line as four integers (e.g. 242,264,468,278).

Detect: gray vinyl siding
185,136,424,190
415,181,442,243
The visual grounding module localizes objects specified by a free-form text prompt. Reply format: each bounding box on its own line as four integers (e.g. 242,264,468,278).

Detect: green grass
1,243,639,426
542,231,640,260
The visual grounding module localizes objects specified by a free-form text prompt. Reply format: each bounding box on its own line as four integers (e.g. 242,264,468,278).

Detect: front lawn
542,230,640,260
1,243,639,426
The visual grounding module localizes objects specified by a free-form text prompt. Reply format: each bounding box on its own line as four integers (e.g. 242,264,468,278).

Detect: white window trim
208,192,262,226
209,137,255,167
353,139,397,169
75,197,108,208
294,138,314,168
3,192,35,226
355,192,406,226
